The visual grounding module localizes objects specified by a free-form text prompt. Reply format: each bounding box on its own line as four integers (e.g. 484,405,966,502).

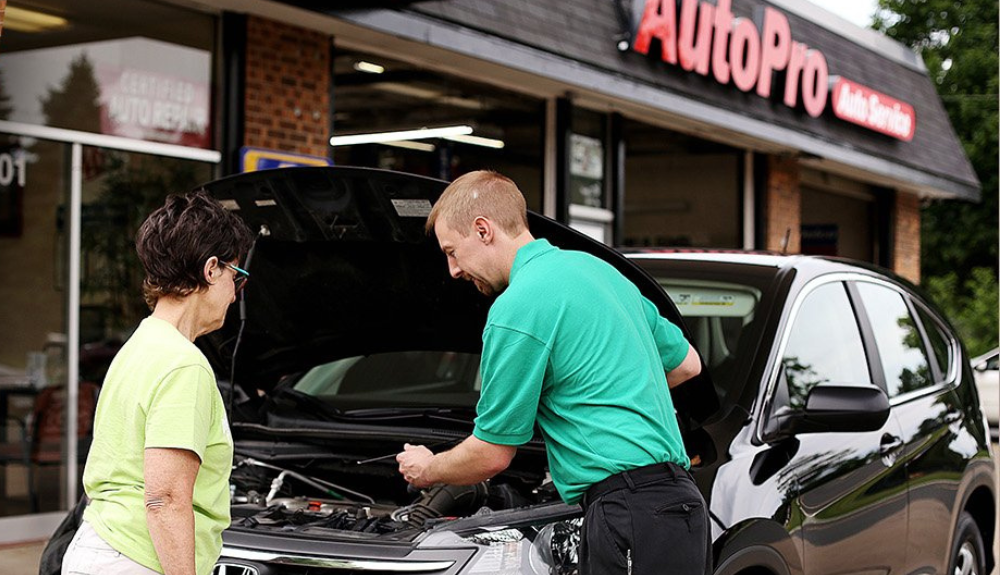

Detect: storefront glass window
0,0,214,148
570,108,607,209
800,170,876,261
622,120,741,248
0,137,214,519
79,149,215,374
0,132,70,516
331,48,545,211
0,0,216,520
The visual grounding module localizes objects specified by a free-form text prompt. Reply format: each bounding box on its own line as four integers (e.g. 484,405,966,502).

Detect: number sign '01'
0,152,26,187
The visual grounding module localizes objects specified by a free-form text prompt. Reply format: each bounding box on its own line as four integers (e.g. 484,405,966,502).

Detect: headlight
458,518,582,575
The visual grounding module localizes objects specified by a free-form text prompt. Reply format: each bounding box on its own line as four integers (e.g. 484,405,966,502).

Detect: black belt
582,461,689,509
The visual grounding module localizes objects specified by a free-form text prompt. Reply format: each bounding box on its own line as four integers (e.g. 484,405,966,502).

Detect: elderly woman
62,191,253,575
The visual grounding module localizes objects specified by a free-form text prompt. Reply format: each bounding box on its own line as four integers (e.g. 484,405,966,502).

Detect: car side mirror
791,385,890,436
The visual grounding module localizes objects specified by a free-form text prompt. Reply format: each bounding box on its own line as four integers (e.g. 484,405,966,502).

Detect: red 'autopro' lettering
757,7,791,98
633,0,678,64
729,18,761,92
678,0,714,75
629,0,912,137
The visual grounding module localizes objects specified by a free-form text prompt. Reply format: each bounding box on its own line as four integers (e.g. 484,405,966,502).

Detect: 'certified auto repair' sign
621,0,916,141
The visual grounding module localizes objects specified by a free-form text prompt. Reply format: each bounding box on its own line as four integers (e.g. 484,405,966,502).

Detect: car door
852,280,965,575
770,279,908,574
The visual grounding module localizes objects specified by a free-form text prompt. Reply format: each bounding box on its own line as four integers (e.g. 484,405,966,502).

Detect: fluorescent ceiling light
368,82,493,110
353,61,385,74
372,83,489,110
374,83,441,99
437,96,490,111
330,125,473,146
382,140,436,152
4,6,69,33
443,133,505,149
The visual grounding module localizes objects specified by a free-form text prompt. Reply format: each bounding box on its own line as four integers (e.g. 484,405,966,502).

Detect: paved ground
0,540,46,575
1,445,998,575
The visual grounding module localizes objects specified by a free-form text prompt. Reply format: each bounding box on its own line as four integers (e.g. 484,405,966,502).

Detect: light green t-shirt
473,239,690,504
83,316,233,575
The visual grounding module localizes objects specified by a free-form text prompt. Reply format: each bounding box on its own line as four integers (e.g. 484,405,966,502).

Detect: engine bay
227,452,560,540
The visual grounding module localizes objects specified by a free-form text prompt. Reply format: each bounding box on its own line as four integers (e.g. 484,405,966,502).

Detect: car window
914,304,952,382
782,282,870,410
657,279,761,395
856,282,933,397
987,355,999,371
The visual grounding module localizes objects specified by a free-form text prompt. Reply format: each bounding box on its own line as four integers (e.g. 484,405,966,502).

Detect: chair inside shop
0,382,100,513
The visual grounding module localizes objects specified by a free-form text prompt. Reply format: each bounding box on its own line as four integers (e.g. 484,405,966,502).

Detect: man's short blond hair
426,170,529,236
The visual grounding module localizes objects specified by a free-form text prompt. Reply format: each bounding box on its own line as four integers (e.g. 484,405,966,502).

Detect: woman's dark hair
135,190,254,310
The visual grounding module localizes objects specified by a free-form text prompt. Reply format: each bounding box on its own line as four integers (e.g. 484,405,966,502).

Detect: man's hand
397,443,436,488
396,436,516,487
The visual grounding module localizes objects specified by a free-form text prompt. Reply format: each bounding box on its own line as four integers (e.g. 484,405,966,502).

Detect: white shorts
61,520,160,575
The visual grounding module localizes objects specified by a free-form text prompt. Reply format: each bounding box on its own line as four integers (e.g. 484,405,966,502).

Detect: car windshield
654,278,762,396
630,256,778,400
286,261,771,413
289,351,483,411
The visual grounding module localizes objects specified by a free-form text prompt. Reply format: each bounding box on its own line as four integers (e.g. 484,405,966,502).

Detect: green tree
40,52,102,133
924,268,999,356
875,0,999,356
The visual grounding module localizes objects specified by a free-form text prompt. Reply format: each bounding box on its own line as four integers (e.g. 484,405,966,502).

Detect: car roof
624,248,909,282
623,249,949,323
623,249,790,268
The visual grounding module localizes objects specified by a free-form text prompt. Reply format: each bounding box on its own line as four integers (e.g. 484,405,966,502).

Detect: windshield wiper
340,406,476,425
271,389,345,419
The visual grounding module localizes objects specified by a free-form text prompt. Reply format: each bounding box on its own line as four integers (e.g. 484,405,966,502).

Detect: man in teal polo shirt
396,170,709,575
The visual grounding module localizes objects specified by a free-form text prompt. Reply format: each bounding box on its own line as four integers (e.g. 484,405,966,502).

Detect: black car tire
949,511,986,575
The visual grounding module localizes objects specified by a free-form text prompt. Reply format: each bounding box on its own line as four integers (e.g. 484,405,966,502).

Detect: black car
42,167,996,575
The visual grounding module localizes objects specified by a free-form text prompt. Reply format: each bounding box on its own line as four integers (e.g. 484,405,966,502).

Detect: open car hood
197,167,717,427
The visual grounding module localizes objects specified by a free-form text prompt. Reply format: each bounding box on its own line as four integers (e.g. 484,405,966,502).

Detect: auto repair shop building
0,0,980,534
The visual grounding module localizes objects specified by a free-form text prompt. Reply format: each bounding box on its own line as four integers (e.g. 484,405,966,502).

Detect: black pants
579,462,712,575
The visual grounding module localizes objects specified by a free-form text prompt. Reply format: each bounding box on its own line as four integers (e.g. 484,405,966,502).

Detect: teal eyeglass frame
222,261,250,293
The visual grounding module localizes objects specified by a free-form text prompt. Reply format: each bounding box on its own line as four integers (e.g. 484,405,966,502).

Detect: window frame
907,298,961,386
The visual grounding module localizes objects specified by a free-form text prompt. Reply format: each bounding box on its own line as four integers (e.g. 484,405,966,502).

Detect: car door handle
880,434,903,454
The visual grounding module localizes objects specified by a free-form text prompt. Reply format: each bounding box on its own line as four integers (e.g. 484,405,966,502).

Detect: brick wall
245,16,330,158
893,193,921,284
765,155,801,254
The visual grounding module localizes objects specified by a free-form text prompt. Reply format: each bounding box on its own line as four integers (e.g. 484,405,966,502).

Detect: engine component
399,483,489,527
227,454,554,538
237,501,411,534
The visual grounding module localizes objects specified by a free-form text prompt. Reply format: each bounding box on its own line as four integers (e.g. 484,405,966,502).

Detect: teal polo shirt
473,239,691,504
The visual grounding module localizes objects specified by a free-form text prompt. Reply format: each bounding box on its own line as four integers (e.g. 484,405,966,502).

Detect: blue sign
240,147,333,172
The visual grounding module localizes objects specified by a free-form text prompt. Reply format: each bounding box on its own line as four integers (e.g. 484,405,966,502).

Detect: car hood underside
196,166,716,425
